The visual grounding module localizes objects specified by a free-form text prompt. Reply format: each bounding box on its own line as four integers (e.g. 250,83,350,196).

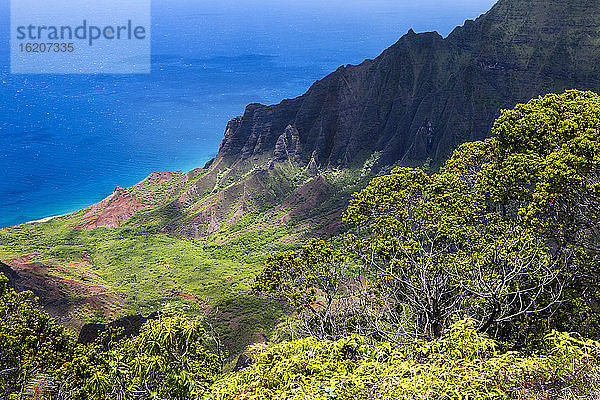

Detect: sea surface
0,0,496,228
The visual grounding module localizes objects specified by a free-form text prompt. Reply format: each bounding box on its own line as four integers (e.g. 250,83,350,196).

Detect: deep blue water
0,0,496,228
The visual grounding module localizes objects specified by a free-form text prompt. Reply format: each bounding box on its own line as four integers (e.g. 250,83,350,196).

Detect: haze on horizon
155,0,498,39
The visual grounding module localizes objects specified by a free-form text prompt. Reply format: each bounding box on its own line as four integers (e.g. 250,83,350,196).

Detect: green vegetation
0,274,72,398
2,275,600,399
0,90,599,398
211,321,600,400
57,313,220,400
0,153,370,334
0,218,294,362
0,221,270,313
254,90,600,346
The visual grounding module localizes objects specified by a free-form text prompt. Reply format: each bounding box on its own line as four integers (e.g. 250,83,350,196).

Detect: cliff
216,0,600,169
3,0,600,360
62,0,600,238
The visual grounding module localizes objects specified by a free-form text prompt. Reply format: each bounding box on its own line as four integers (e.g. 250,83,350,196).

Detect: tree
483,90,600,339
254,90,600,343
344,166,562,342
487,90,600,253
252,239,359,340
57,312,221,400
0,273,73,399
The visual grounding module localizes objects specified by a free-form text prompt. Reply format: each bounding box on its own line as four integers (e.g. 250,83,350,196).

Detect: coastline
24,214,67,225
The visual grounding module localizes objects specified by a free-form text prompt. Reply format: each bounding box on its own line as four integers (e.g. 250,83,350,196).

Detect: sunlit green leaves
0,274,73,399
57,313,220,400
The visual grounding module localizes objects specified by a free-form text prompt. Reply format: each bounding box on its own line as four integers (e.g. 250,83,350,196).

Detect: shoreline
25,214,67,225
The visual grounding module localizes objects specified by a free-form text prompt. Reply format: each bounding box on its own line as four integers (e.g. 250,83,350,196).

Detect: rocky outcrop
233,352,254,372
215,0,600,170
273,125,303,163
78,313,159,345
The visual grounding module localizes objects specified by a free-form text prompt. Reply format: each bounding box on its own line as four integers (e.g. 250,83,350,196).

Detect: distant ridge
4,0,600,347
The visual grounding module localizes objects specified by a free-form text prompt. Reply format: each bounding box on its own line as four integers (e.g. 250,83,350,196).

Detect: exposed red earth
74,171,194,229
1,254,122,332
70,161,345,242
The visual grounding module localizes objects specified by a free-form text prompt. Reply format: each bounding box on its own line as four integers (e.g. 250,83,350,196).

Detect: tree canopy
1,90,600,399
254,90,600,343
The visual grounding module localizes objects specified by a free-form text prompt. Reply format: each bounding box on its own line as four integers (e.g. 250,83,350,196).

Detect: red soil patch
2,256,123,330
173,292,212,311
8,253,36,265
176,292,196,300
77,187,155,229
75,171,192,229
272,175,330,224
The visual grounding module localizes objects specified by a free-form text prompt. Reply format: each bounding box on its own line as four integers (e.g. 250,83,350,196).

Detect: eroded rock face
273,125,303,163
216,0,600,169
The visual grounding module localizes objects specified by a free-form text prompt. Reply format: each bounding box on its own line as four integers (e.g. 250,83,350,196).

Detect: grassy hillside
0,164,379,360
0,218,290,358
1,91,599,399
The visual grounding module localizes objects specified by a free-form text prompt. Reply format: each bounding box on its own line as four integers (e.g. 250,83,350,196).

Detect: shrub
209,320,600,400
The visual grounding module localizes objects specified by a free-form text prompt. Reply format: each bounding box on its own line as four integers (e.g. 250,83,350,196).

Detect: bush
57,313,221,400
209,320,600,400
0,273,73,399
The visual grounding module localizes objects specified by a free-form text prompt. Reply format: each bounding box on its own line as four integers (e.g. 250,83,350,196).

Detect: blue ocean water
0,0,496,228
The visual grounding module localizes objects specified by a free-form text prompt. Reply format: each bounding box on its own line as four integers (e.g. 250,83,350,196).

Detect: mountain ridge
2,0,600,358
215,0,600,170
59,0,600,240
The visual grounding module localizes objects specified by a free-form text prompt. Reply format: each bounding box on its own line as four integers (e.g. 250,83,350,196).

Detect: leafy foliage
0,274,73,399
253,90,600,343
251,239,356,340
56,313,220,400
487,90,600,249
1,281,599,400
1,90,600,398
209,319,600,400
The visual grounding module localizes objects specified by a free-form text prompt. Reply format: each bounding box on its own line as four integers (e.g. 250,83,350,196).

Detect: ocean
0,0,496,228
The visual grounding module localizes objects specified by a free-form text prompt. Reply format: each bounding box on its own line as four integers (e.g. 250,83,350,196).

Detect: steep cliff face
67,0,600,238
4,0,600,343
216,0,600,170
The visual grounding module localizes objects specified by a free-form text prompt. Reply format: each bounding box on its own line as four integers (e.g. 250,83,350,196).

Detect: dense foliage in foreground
211,321,600,400
2,270,600,400
2,277,600,400
1,90,599,399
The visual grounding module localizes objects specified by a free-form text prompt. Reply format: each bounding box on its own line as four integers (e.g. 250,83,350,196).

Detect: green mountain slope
2,0,600,358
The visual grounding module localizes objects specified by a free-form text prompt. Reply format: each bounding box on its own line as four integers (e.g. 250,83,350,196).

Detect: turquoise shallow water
0,0,496,228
